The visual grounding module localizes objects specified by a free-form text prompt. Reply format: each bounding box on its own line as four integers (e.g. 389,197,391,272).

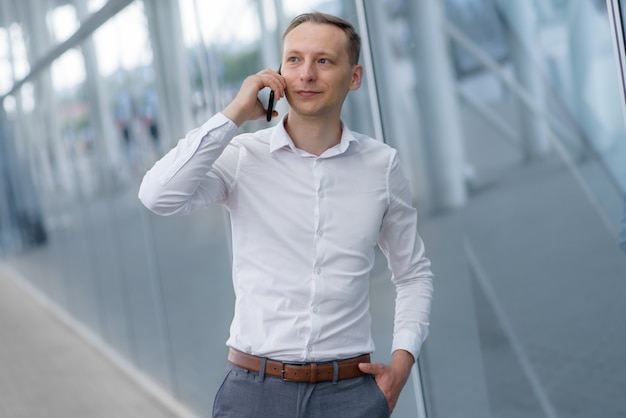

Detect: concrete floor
0,266,185,418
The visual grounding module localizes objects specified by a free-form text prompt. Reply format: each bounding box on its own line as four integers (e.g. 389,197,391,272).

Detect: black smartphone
266,66,282,122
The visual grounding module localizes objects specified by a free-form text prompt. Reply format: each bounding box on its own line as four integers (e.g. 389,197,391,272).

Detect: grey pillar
362,0,427,203
496,0,550,160
0,1,30,169
19,0,73,194
568,0,616,151
143,0,193,148
407,0,467,211
256,0,281,69
0,2,21,249
190,0,218,119
273,0,288,37
0,109,13,251
73,0,127,190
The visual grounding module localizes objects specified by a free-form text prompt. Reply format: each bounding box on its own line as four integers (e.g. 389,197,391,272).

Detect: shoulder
349,129,398,163
230,125,274,150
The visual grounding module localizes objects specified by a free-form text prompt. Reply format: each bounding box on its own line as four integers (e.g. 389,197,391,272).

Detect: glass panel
12,1,626,417
423,0,626,417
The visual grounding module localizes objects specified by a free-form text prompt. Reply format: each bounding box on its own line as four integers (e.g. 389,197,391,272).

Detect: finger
257,99,270,118
258,69,285,89
259,69,286,97
358,362,385,375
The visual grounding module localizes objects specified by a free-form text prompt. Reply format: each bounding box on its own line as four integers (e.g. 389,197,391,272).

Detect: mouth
296,90,321,98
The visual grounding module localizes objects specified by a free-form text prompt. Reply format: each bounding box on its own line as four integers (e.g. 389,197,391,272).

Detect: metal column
358,0,427,203
407,0,467,211
73,0,127,190
143,0,193,149
496,0,551,160
19,0,73,194
256,0,282,69
568,0,619,151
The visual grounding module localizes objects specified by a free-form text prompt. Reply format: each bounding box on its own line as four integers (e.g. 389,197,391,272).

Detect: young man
139,12,433,417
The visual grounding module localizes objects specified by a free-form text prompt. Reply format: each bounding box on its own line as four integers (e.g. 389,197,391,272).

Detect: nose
299,61,316,82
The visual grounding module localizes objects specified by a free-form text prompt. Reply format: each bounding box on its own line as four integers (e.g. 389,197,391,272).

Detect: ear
349,64,364,91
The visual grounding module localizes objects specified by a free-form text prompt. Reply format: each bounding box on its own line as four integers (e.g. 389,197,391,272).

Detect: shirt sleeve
377,151,434,361
138,112,240,215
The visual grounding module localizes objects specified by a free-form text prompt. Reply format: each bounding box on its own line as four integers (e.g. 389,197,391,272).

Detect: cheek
282,74,297,92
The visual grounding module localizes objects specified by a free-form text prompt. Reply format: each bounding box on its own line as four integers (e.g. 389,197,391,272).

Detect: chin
290,106,323,118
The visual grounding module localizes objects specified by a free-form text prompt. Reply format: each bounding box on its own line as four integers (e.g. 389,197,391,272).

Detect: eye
288,57,299,63
319,58,329,64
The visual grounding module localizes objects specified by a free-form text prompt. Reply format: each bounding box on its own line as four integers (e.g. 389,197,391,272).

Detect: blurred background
1,0,626,417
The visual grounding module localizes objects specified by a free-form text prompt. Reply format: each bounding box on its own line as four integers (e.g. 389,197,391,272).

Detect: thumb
359,362,385,375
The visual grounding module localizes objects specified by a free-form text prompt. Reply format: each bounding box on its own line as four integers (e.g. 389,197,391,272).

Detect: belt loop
332,361,339,385
310,363,318,384
259,358,267,382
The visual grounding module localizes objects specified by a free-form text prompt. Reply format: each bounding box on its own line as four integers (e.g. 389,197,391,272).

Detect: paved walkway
0,267,182,418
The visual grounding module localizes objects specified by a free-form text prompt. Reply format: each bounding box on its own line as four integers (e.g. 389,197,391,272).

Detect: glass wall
1,0,625,417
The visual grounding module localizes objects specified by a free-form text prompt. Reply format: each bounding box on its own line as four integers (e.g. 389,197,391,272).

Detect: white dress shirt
139,112,433,362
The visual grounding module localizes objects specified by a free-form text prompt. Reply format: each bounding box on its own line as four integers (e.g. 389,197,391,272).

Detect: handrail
411,360,429,418
445,21,621,240
487,3,626,194
456,85,522,148
464,238,559,418
446,22,582,153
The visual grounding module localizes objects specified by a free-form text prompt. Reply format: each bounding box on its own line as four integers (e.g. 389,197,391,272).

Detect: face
281,22,363,121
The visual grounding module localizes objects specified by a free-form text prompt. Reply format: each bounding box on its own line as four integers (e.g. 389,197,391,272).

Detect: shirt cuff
391,330,425,361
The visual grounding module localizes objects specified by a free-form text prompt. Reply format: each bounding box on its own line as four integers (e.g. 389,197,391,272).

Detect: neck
284,113,342,156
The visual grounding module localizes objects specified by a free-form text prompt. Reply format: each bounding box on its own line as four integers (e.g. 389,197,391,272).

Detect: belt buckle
281,361,308,381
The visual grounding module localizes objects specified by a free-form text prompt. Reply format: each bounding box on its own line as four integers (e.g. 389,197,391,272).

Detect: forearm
390,349,414,380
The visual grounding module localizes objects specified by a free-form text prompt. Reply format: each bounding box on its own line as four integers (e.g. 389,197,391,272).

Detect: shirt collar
269,113,358,158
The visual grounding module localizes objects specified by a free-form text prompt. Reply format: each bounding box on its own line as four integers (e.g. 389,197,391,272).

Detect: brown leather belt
228,348,370,383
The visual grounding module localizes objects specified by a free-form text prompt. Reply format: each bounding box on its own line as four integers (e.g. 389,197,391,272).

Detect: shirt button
312,307,318,313
315,267,321,275
307,346,313,352
318,190,325,198
317,230,323,237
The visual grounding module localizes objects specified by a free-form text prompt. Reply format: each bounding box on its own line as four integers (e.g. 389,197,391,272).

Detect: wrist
391,349,415,376
222,103,246,127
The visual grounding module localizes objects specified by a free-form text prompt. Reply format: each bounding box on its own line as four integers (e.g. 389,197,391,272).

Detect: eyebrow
283,49,341,60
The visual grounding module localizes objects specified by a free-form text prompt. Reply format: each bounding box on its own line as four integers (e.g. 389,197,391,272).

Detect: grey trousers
212,364,390,418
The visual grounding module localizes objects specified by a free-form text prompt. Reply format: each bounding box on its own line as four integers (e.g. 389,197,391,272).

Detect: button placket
309,157,326,351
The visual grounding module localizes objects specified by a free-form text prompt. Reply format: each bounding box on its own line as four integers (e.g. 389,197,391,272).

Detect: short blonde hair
282,12,361,66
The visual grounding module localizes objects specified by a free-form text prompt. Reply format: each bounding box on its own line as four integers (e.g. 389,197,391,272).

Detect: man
139,12,433,417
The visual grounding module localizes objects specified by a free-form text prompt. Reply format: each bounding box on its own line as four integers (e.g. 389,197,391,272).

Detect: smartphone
266,91,276,122
266,66,282,122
